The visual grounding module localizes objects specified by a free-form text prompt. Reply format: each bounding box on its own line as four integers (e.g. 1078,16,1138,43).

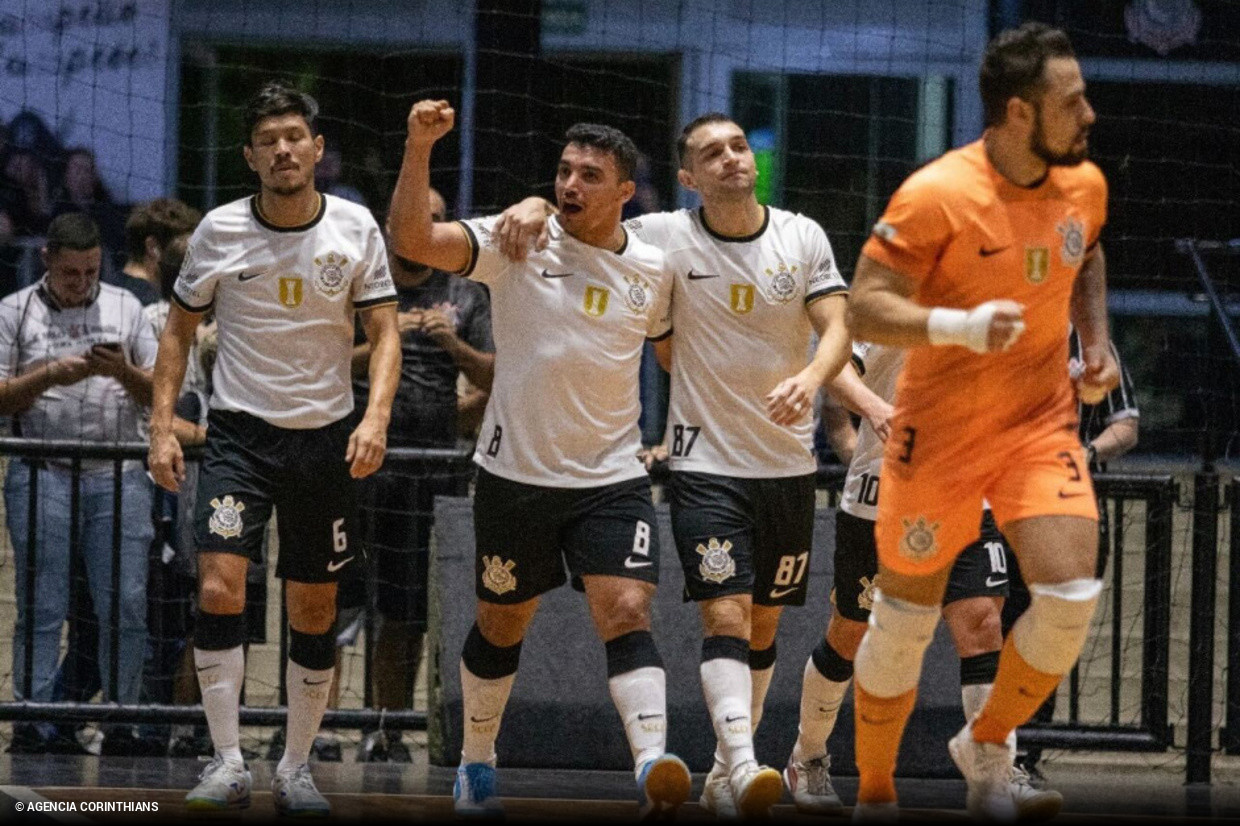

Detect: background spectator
0,213,158,753
120,198,203,307
51,149,128,275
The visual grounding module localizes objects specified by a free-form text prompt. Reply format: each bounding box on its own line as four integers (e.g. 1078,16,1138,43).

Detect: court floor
4,751,1240,824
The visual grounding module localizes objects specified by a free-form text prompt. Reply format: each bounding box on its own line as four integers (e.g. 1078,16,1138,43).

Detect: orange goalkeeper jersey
861,139,1108,441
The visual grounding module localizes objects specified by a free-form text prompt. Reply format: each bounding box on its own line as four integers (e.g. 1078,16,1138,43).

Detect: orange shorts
874,425,1098,576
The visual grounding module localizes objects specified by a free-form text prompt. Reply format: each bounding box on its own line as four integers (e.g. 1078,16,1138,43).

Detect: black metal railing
0,438,473,733
1015,474,1177,754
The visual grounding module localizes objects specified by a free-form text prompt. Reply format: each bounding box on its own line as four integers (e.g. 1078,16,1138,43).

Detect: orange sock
972,635,1062,745
854,685,917,804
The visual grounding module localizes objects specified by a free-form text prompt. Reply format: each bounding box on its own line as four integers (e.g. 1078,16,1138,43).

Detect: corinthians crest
1057,216,1086,267
208,495,246,539
481,555,517,596
313,252,350,298
763,262,798,303
696,538,736,584
622,274,651,314
899,516,940,561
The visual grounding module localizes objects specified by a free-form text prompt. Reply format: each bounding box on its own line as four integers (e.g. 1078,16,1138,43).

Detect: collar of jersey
698,204,769,243
251,192,327,233
550,214,629,255
36,274,100,311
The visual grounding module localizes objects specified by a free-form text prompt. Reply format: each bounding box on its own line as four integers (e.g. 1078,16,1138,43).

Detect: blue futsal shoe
454,761,503,819
636,754,691,820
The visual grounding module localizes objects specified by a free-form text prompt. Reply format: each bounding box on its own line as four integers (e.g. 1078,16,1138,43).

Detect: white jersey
840,341,903,520
460,214,672,488
626,207,847,477
174,194,396,429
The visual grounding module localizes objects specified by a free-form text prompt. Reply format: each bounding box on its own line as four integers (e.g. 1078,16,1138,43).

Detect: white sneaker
948,722,1018,822
185,754,252,811
851,801,899,823
784,753,843,814
699,758,737,819
272,762,331,817
1010,766,1063,821
730,761,783,819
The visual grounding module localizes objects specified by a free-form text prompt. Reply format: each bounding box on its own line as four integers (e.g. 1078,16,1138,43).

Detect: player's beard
266,176,312,197
1030,106,1089,167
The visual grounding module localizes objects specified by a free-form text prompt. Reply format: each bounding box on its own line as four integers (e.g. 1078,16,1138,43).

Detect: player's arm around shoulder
390,99,473,274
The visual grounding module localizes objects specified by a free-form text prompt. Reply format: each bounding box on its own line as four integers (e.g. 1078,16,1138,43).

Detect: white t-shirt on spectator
0,278,159,463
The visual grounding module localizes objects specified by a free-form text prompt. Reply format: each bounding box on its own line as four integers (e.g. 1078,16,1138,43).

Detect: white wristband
927,304,1001,353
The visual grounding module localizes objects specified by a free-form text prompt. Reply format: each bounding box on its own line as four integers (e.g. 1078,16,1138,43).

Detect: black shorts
832,509,1010,622
472,468,660,604
668,471,817,607
194,409,361,584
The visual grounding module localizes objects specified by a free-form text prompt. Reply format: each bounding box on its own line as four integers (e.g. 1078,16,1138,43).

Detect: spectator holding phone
0,212,158,752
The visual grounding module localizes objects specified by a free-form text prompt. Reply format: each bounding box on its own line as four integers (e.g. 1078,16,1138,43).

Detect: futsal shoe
185,753,252,811
272,762,331,817
636,753,691,820
698,757,738,819
784,752,844,814
1009,766,1063,821
948,721,1018,822
454,761,503,819
731,762,783,819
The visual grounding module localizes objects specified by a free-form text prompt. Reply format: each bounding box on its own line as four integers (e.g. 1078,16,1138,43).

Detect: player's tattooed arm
849,254,1024,354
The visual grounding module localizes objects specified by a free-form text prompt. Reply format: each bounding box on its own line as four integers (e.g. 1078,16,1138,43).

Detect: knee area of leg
199,578,244,613
606,592,651,632
289,627,336,671
702,599,749,638
867,589,940,650
461,623,523,680
1013,578,1102,674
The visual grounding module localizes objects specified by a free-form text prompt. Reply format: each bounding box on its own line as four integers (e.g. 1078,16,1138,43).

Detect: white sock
961,682,1016,751
278,659,333,774
794,655,851,763
194,646,245,764
460,661,516,766
608,666,667,776
701,657,756,771
751,665,775,733
961,682,992,722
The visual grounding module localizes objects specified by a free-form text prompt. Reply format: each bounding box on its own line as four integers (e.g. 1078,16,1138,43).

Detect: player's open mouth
561,203,583,215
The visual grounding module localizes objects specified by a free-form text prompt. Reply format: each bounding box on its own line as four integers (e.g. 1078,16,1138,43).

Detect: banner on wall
0,0,171,203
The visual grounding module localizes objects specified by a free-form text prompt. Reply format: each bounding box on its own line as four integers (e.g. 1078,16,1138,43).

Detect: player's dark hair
124,198,202,263
677,112,735,169
564,123,638,183
980,22,1076,128
45,212,100,255
244,81,320,143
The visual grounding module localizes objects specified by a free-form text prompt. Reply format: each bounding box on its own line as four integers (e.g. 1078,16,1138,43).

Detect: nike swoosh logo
637,713,663,721
238,270,268,282
196,663,220,673
985,576,1008,588
979,246,1010,257
541,269,574,279
327,556,354,572
1057,490,1087,499
687,271,720,280
470,714,499,724
769,587,798,599
724,714,748,723
303,678,330,686
624,557,653,569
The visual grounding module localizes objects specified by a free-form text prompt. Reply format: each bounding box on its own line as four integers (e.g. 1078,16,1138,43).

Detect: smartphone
90,342,122,355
